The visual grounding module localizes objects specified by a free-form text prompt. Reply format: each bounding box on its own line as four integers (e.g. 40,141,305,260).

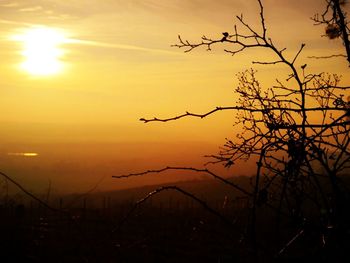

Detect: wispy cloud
7,152,38,157
0,19,181,56
0,18,35,26
0,2,19,8
19,6,43,12
67,38,182,55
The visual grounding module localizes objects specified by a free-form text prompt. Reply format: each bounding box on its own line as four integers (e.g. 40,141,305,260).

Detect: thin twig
0,171,64,213
113,166,251,196
111,185,235,233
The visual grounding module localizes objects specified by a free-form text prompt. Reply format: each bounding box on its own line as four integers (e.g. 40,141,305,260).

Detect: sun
13,27,66,76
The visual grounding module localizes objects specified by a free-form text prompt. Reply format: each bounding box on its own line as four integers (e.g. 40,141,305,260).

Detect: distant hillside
63,176,254,209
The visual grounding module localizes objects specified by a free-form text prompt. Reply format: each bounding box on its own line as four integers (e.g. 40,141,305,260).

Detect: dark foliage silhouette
312,0,350,64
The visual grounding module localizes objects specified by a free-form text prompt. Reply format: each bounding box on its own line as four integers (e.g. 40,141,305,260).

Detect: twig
0,171,63,213
111,185,235,233
113,166,251,196
139,106,348,123
65,175,107,208
277,228,305,256
308,54,346,59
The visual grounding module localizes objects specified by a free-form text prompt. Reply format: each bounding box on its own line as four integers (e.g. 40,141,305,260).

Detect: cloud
0,2,19,8
67,38,182,55
0,1,74,23
0,18,35,27
19,6,43,12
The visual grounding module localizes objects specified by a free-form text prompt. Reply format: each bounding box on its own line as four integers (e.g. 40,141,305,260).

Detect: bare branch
140,106,348,123
112,185,236,233
113,166,251,196
292,43,306,64
0,171,64,213
308,54,346,59
122,0,350,257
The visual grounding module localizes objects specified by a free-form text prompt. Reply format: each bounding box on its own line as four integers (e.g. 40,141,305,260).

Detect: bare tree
312,0,350,64
114,0,350,260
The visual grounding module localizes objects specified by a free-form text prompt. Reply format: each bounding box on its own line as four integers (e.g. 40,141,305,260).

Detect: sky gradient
0,0,348,194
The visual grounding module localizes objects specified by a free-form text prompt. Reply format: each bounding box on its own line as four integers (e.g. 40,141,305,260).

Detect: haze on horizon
0,0,348,194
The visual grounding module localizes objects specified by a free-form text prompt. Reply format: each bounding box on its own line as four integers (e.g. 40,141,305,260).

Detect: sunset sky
0,0,348,194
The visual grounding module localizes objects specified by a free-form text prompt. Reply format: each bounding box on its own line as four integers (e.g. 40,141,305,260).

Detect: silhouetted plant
312,0,350,64
114,0,350,260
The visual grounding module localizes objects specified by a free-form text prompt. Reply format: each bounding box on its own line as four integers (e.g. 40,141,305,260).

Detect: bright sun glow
13,27,66,76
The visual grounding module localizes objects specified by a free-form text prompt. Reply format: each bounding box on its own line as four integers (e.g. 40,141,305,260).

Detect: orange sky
0,0,348,194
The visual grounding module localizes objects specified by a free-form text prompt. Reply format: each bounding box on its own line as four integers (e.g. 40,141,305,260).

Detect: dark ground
1,177,349,262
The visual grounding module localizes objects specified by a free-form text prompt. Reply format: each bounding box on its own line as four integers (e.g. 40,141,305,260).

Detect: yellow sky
0,0,348,194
